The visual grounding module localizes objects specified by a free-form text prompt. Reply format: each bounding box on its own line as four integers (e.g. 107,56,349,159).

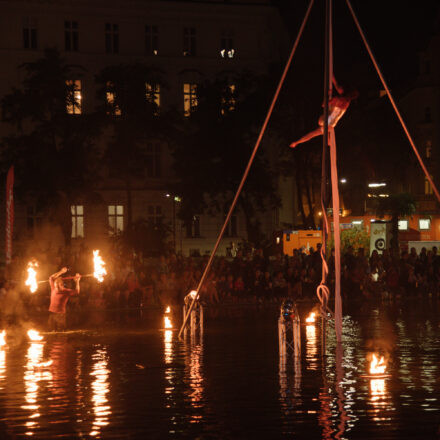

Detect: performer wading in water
289,78,358,148
48,267,81,331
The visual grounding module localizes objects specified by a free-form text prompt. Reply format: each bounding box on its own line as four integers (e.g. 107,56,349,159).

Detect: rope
345,0,440,206
178,0,316,339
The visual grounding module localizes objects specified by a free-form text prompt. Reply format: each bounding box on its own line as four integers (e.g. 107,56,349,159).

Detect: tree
0,48,102,244
171,72,280,245
95,63,173,230
375,193,416,254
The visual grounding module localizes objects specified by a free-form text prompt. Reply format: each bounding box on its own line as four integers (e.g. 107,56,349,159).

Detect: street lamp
165,193,181,253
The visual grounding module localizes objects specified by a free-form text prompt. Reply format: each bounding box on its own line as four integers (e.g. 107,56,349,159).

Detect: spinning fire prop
25,261,39,293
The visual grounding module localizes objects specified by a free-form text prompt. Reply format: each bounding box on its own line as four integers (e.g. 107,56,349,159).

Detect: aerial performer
48,267,81,331
289,77,359,149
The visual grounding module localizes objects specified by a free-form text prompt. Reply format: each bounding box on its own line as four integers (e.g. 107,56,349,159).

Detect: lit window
146,142,161,177
419,219,431,230
108,205,124,235
71,205,84,238
186,215,200,238
146,83,160,111
145,25,158,55
183,83,198,116
105,23,119,54
147,205,162,224
425,175,434,195
23,18,37,50
65,21,79,51
106,82,121,115
220,29,235,58
398,220,408,231
221,84,236,114
183,27,196,56
66,80,82,114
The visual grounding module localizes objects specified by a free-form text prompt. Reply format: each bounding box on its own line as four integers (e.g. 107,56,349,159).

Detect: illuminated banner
5,166,14,265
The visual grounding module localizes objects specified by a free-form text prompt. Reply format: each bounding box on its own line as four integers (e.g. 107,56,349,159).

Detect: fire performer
48,267,81,331
289,78,359,149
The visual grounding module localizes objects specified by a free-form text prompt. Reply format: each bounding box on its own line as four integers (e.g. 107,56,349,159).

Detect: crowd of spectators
1,243,439,321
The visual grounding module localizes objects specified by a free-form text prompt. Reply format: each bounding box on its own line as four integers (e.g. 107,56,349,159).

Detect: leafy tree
0,48,102,244
95,63,173,229
375,193,416,254
171,72,280,245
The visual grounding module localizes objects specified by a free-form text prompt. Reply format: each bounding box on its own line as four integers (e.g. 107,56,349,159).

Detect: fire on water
0,330,6,346
93,250,107,282
25,261,39,293
27,329,43,342
369,353,387,375
164,316,173,329
305,312,316,323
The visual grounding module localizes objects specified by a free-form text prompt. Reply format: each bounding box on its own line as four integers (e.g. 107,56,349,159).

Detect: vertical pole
200,305,204,336
172,198,176,253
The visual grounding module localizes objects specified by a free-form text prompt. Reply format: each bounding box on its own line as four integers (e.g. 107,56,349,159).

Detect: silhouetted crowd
1,243,439,321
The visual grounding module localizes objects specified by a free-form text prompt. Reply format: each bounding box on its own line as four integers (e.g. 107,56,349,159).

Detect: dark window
224,215,237,237
147,205,162,224
220,29,235,58
183,27,196,56
65,21,79,51
105,23,119,53
145,142,161,177
23,19,37,49
145,25,158,55
425,107,432,123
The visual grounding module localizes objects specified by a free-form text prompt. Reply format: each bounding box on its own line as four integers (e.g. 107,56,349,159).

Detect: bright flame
165,306,171,314
189,290,197,299
369,354,386,375
0,331,5,347
164,316,172,329
27,330,43,342
25,261,39,293
305,312,316,323
93,250,107,283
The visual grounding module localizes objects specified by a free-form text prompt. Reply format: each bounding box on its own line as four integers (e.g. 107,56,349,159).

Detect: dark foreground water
0,298,439,439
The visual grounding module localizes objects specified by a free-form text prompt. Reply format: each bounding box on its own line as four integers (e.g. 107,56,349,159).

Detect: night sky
274,0,440,93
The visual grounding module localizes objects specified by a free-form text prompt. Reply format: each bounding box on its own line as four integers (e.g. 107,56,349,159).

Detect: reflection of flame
305,312,316,323
0,330,6,346
164,316,172,329
25,261,39,293
93,250,107,283
165,306,171,314
90,348,111,437
369,354,386,375
164,330,173,364
28,330,43,342
370,378,385,398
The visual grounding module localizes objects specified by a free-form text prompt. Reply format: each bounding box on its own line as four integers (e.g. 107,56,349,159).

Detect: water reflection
0,346,5,390
22,341,52,436
186,336,204,423
306,324,318,370
89,347,111,437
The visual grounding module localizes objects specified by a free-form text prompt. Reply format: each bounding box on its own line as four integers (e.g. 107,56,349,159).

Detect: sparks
369,353,386,375
93,250,107,283
305,312,316,323
27,330,43,342
25,261,39,293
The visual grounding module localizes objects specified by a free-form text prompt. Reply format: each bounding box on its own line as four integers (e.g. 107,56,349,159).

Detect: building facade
0,0,289,258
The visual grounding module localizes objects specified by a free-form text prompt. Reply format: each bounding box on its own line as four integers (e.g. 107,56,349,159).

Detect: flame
25,261,39,293
27,330,43,342
165,306,171,314
0,330,5,346
164,316,172,329
369,354,386,375
188,290,198,300
305,312,316,323
93,250,107,283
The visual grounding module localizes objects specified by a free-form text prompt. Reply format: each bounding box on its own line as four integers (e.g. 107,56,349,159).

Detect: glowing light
189,290,197,299
368,183,386,188
93,250,107,283
340,178,347,183
165,306,171,314
164,316,172,329
369,354,386,375
25,261,39,293
27,330,43,342
305,312,316,323
0,330,6,347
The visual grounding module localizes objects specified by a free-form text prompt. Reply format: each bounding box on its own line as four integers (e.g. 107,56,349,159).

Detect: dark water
0,299,439,439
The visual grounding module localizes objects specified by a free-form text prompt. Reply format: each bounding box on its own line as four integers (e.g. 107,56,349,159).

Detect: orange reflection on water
306,324,318,370
188,342,204,422
89,348,111,437
0,347,5,391
22,342,52,436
